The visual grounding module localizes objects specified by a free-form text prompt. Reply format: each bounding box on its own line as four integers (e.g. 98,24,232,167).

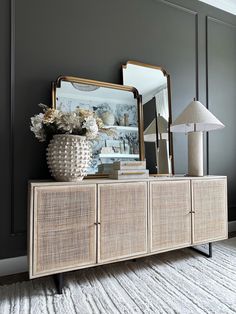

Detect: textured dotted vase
46,134,92,182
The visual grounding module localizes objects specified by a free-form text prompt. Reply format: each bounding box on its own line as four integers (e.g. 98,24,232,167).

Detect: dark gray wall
1,0,236,259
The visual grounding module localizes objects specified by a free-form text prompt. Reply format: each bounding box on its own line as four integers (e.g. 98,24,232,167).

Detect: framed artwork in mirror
52,76,144,177
122,61,174,175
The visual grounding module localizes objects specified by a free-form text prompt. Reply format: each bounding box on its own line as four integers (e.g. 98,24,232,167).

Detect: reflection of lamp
144,119,157,142
170,100,225,176
72,82,100,91
144,114,171,174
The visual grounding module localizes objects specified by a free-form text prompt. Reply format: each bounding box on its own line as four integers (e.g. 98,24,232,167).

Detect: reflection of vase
101,111,115,125
46,134,91,182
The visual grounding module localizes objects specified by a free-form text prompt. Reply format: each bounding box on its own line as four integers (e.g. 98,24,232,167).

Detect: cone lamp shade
170,100,225,176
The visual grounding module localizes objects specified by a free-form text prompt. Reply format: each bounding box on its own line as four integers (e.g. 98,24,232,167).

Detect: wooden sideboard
28,176,228,284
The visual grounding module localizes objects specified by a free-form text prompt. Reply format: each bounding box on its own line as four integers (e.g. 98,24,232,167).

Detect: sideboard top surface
29,175,227,187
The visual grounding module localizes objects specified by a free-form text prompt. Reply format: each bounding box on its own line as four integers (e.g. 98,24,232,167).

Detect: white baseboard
0,221,235,277
228,221,236,233
0,256,27,277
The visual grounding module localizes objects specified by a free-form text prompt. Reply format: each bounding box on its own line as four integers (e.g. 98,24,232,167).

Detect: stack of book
110,161,149,179
97,163,114,174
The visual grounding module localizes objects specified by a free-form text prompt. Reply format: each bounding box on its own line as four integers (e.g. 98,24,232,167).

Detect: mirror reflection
122,61,173,175
53,77,144,176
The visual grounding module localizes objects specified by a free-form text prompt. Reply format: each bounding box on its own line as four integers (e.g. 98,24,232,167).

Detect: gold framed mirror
52,76,145,177
122,61,174,175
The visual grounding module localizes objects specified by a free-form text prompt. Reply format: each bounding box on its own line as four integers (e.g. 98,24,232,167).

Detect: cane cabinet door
30,184,96,278
150,180,191,252
98,182,148,263
192,179,228,244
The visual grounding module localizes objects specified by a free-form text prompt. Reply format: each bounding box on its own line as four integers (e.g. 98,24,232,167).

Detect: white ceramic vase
46,134,91,182
101,111,115,126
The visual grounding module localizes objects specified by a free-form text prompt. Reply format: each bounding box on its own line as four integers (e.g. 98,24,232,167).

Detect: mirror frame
51,76,145,178
122,61,174,175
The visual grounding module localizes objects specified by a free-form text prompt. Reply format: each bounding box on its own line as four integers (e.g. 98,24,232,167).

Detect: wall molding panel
207,15,236,28
205,15,236,174
206,14,236,220
10,0,25,236
160,0,198,15
159,0,199,99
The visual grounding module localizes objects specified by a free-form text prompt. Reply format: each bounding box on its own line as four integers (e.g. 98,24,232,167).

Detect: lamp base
188,131,203,176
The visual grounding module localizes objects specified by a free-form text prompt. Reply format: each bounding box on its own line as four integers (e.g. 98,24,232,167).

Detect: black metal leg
190,243,212,258
53,273,63,294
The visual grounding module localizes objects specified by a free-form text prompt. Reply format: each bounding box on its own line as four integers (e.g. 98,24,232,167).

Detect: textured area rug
1,238,236,314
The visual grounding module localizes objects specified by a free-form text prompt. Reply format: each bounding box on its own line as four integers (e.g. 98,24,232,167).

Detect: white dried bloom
30,113,46,142
30,104,111,143
86,131,98,140
43,108,62,124
56,112,81,133
49,109,62,124
83,116,98,139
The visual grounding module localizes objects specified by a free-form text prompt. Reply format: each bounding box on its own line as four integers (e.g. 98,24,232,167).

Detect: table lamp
170,99,225,176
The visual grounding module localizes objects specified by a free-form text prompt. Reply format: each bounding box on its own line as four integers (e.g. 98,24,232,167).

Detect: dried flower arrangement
30,104,112,142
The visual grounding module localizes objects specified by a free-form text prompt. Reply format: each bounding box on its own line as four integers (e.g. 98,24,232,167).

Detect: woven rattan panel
33,185,96,276
150,181,191,252
192,179,227,244
98,182,147,262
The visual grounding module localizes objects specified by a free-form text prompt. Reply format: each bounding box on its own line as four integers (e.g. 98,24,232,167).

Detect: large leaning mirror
122,61,174,175
52,76,144,177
